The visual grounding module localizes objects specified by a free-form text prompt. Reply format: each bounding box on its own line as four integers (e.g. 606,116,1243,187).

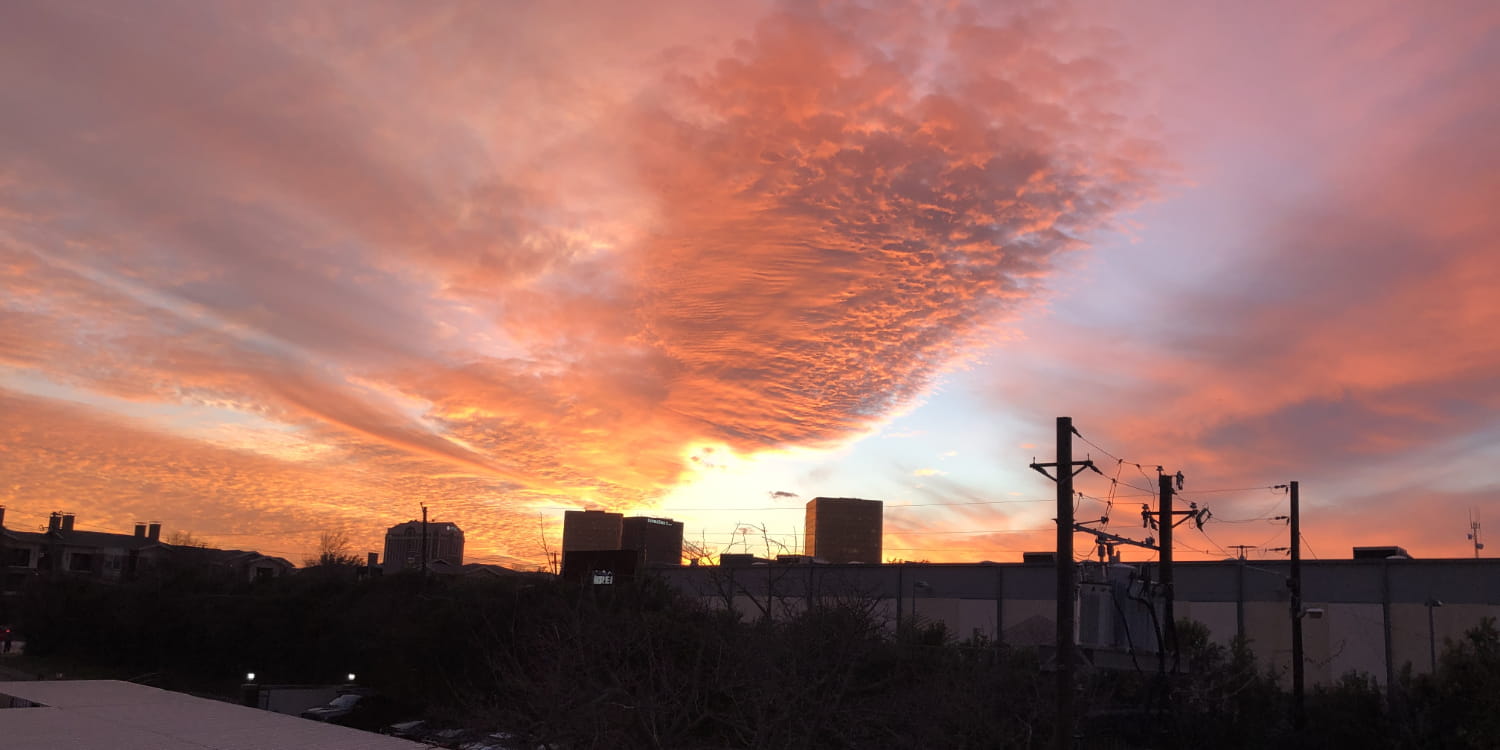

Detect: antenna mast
1469,508,1484,558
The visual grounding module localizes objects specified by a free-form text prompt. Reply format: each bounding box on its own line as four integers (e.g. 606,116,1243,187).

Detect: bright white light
246,672,256,681
347,673,357,681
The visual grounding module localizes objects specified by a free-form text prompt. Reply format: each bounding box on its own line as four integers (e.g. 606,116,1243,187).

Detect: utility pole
1028,417,1094,750
1144,471,1200,676
1056,418,1074,750
1143,470,1191,746
1289,481,1305,731
1158,473,1177,671
0,506,7,625
420,504,429,577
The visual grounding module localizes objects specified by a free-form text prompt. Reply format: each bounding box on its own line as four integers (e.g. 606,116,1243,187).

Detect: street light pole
913,579,931,630
1425,597,1444,673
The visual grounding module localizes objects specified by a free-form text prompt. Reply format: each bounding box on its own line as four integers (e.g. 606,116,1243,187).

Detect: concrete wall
657,558,1500,687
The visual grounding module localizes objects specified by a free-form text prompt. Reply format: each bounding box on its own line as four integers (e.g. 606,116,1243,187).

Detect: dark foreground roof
0,680,427,750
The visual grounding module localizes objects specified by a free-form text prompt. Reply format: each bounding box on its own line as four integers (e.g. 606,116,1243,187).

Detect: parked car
383,719,427,738
300,693,363,723
301,691,403,730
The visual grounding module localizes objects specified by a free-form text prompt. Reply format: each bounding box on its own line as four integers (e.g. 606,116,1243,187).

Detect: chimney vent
0,505,6,530
61,513,75,532
48,512,62,533
147,522,162,541
135,523,147,538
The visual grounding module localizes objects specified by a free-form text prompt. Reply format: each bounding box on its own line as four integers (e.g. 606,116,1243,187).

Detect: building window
254,567,274,581
68,553,94,572
5,548,29,567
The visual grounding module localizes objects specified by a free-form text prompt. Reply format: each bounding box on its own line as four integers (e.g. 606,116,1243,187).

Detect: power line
885,547,1024,554
1300,532,1320,560
1176,485,1282,496
530,496,1087,513
1214,515,1288,525
1251,527,1288,551
1059,428,1166,496
1073,431,1122,464
1173,540,1222,557
1196,525,1232,558
699,526,1055,539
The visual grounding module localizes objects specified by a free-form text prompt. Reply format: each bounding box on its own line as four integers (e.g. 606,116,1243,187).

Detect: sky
1,0,1496,568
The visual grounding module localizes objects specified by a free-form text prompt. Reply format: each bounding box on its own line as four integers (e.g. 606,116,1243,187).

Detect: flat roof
0,680,430,750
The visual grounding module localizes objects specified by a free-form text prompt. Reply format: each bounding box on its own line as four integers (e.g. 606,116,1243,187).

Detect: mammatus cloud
0,2,1160,562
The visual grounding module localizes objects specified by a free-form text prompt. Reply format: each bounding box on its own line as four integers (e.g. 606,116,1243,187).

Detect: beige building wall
1001,599,1055,646
662,559,1500,687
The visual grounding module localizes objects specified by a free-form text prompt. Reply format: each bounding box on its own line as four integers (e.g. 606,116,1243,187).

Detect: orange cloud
0,1,1170,564
0,389,540,566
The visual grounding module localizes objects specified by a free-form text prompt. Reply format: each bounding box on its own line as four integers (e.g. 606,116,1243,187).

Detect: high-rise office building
562,510,624,552
383,520,464,571
621,516,684,566
804,497,883,563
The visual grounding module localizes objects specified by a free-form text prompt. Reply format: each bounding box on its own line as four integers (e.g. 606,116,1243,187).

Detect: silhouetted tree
303,529,363,568
165,530,209,548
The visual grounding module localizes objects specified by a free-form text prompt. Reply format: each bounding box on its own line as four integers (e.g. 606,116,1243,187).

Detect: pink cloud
0,1,1165,564
985,0,1500,560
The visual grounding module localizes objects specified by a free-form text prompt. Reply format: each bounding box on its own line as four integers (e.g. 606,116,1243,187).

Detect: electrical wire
1300,532,1320,560
533,496,1099,513
1173,540,1223,557
1073,431,1121,464
1099,460,1128,532
698,526,1055,539
1190,488,1288,523
1251,527,1288,551
1175,485,1282,496
1196,525,1233,558
1069,429,1162,495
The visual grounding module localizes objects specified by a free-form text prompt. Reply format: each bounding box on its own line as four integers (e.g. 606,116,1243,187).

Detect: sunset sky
2,1,1496,568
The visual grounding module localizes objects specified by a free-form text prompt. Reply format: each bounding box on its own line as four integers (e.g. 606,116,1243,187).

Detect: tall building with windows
621,516,684,566
562,510,623,552
383,520,464,572
804,497,883,563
